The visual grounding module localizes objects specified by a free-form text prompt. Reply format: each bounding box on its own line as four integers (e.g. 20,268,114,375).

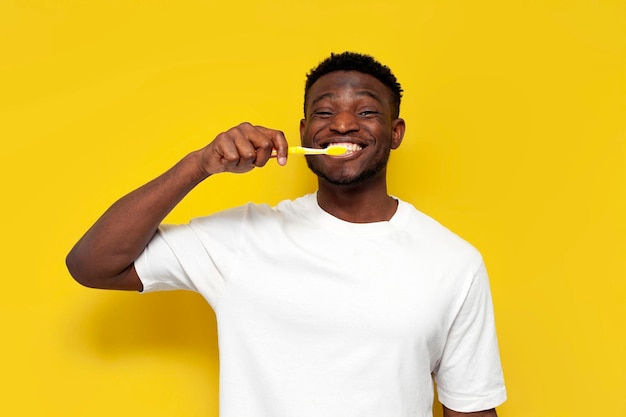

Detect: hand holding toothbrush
196,123,347,177
197,122,290,176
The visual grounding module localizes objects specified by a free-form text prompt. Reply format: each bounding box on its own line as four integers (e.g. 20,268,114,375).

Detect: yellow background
1,1,624,416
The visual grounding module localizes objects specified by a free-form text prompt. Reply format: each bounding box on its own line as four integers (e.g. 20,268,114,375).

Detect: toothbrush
271,145,348,157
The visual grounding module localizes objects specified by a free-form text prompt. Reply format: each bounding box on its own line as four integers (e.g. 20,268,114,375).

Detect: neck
316,180,398,223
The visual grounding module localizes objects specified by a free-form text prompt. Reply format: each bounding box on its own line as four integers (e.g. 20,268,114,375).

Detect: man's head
299,52,406,188
304,52,403,119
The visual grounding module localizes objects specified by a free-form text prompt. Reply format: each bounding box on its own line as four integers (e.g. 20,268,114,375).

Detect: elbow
65,245,106,289
65,248,143,291
65,250,95,288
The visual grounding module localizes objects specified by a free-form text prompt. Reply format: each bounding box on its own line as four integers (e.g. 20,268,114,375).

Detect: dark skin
444,406,497,417
66,70,496,416
300,71,405,223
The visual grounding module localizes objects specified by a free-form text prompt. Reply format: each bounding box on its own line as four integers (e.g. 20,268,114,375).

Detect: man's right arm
65,123,289,291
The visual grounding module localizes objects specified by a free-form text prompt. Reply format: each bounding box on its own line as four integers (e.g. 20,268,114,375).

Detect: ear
391,118,406,150
299,118,306,144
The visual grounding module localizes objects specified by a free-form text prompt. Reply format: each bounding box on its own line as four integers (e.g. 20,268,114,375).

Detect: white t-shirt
135,193,506,417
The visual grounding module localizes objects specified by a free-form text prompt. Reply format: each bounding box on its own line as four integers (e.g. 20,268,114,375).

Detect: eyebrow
310,90,384,107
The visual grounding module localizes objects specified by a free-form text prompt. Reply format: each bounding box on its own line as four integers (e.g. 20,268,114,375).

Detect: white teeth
328,142,363,154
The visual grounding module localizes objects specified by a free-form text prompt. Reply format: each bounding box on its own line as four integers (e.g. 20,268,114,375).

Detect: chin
308,162,387,187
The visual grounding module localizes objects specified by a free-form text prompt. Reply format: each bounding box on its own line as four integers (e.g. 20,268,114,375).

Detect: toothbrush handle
270,147,321,157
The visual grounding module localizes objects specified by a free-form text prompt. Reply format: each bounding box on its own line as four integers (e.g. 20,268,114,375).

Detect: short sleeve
134,220,233,308
433,262,507,412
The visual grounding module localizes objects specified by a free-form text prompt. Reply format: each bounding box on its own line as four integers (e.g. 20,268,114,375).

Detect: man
66,52,506,417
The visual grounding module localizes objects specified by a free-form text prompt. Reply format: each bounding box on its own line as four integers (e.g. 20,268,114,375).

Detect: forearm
66,151,208,288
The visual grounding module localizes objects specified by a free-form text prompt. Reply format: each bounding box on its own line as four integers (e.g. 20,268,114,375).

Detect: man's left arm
443,406,497,417
434,261,506,413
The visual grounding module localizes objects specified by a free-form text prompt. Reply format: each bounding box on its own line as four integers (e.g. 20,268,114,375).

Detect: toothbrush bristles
326,145,348,155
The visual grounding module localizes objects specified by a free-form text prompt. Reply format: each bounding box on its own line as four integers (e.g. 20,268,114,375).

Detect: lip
317,138,368,158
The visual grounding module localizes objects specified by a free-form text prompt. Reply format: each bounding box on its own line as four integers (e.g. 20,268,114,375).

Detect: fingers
254,125,288,166
201,123,289,175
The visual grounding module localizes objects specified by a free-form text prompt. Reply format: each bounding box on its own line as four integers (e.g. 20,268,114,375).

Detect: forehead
306,71,392,107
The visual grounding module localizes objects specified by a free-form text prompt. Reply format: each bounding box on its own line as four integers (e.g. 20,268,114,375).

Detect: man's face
300,71,405,187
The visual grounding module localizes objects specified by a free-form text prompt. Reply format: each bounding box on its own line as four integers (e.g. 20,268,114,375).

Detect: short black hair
304,51,403,118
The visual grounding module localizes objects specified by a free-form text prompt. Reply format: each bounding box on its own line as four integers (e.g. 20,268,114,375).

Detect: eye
358,110,379,117
312,111,333,118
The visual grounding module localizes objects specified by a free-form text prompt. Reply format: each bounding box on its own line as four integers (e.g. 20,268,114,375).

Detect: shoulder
395,198,483,265
188,194,315,228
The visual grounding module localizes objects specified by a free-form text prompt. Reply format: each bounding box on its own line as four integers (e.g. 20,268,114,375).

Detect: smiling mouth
325,142,364,155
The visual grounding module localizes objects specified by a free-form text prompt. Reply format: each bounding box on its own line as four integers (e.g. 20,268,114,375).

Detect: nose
329,111,360,133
